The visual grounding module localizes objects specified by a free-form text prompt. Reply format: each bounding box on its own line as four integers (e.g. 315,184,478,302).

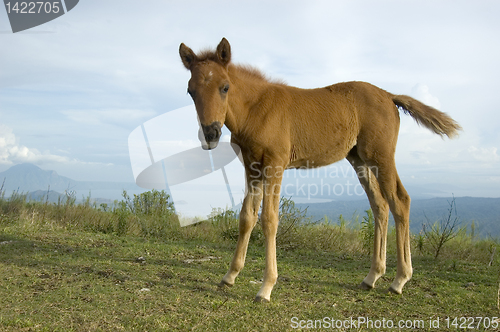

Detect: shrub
113,190,178,237
421,196,466,259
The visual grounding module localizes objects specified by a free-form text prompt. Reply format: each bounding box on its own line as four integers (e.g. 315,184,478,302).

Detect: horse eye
222,84,230,93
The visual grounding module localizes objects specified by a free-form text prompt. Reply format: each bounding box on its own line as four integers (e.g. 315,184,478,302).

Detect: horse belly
287,134,356,169
286,87,360,169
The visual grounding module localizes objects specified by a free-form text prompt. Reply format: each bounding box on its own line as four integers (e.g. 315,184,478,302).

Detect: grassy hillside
1,191,499,331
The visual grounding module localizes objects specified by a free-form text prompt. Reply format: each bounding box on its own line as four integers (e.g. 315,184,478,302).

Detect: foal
179,38,461,302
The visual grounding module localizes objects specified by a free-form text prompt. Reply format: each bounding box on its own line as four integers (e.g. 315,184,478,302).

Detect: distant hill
0,163,140,200
297,197,500,238
25,190,114,206
2,164,498,238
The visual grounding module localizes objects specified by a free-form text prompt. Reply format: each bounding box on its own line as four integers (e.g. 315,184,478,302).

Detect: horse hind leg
347,149,390,290
370,158,413,294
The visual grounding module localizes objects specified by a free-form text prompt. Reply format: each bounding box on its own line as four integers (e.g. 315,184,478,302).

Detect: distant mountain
0,163,140,200
0,163,75,193
297,196,500,238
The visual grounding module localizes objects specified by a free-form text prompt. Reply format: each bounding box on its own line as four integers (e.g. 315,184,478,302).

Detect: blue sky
1,0,499,199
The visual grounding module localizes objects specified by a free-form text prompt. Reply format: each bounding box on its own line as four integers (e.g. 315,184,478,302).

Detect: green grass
0,192,499,331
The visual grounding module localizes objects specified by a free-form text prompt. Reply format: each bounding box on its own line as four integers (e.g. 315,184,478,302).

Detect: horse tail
392,95,462,138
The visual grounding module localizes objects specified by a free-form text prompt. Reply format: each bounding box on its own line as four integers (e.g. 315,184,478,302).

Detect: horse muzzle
200,121,222,150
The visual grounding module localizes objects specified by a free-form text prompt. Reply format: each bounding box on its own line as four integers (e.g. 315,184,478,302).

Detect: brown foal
179,38,461,302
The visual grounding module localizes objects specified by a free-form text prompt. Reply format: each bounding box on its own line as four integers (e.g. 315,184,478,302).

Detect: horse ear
216,38,231,66
179,43,197,69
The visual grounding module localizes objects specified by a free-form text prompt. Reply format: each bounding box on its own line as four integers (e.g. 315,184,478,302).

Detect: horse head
179,38,232,150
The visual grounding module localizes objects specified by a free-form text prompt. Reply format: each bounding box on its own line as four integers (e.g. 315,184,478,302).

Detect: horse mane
196,49,285,85
232,64,286,85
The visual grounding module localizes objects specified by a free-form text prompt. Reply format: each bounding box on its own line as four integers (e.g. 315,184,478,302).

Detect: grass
1,191,499,331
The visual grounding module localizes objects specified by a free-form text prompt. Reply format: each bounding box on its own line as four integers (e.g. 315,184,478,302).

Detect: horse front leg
254,166,283,303
220,170,263,287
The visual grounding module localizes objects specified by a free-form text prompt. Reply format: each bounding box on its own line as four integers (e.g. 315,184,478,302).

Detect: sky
1,0,499,202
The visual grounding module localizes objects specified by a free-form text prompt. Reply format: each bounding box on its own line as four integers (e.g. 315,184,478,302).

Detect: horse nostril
206,131,216,141
203,122,222,142
213,124,222,140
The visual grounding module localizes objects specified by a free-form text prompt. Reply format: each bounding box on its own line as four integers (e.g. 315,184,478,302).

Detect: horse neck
225,66,272,135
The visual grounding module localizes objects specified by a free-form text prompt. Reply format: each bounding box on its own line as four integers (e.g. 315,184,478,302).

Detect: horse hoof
254,296,270,303
359,281,373,290
218,280,233,288
388,287,402,295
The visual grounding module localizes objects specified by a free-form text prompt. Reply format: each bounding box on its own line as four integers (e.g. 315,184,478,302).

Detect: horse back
240,81,398,169
283,81,394,168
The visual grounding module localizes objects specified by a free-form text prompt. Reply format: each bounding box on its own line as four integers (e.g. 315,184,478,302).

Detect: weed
416,231,425,255
422,196,466,259
361,209,374,255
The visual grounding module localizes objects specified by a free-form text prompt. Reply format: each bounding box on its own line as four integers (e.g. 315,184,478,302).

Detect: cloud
0,125,118,176
0,125,70,165
465,146,499,164
61,109,157,126
411,84,441,109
